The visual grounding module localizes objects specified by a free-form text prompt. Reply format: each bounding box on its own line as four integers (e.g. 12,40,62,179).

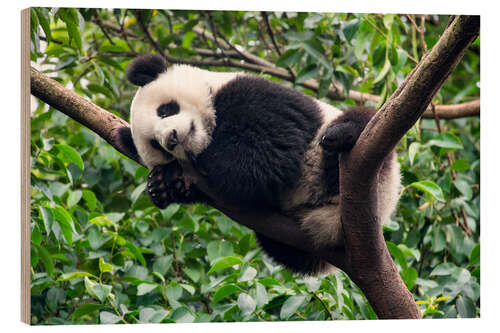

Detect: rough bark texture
30,68,140,163
29,15,479,319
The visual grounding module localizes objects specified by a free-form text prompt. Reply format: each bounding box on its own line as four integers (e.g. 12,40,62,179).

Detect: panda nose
166,129,178,151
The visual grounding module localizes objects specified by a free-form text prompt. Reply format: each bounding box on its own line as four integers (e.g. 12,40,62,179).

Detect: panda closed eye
157,101,180,118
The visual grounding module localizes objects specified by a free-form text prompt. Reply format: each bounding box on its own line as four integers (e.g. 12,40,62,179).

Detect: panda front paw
146,161,206,209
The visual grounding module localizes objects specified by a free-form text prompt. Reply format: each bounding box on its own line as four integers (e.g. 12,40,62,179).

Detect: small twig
171,237,181,278
261,12,282,56
261,12,296,81
229,12,245,45
365,15,418,63
93,13,115,45
206,12,228,59
312,291,334,320
419,16,428,53
134,10,166,59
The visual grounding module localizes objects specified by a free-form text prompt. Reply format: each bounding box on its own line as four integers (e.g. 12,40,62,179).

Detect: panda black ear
126,54,167,87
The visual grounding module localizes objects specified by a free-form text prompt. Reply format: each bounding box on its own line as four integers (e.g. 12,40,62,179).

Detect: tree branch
338,15,479,319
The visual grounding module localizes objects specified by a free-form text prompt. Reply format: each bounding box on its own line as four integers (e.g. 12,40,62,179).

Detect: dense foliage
29,8,480,324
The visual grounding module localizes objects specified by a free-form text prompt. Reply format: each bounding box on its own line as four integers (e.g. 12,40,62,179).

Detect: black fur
320,106,378,196
320,106,377,152
157,101,180,118
147,161,208,209
126,54,167,86
195,76,322,208
116,127,141,163
255,232,330,275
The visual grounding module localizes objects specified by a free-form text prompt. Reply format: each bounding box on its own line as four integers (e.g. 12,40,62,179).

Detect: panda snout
166,129,178,151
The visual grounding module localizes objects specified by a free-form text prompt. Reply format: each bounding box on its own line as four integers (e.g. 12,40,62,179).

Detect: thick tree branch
338,15,479,319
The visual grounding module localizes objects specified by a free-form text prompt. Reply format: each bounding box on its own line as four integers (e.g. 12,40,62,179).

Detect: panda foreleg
147,160,209,209
320,106,376,152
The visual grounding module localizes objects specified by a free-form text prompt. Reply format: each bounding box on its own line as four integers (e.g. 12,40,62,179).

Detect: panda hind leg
147,160,208,209
255,232,331,275
320,106,377,152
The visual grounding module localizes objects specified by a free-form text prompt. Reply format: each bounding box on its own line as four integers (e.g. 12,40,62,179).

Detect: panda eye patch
157,101,180,118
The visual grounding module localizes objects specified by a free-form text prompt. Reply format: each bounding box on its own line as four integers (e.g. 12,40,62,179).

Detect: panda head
126,54,216,169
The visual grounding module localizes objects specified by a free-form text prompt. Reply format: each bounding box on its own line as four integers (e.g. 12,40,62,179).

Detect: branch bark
30,15,479,319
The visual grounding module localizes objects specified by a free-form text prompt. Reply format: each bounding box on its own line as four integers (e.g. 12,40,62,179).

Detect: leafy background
29,8,479,324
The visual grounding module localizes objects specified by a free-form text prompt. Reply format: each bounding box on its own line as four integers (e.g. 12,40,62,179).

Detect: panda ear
126,54,167,86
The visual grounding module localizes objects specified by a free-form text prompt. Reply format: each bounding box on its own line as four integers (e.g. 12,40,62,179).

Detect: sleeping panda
119,54,401,275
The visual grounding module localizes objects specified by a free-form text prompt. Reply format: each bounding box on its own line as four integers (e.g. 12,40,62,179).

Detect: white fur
130,64,240,169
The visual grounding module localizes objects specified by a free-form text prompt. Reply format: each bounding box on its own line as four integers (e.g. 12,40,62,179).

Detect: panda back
196,75,322,208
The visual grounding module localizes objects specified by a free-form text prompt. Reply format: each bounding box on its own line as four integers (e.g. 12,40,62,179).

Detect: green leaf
171,307,195,323
276,49,303,68
408,142,421,165
373,56,391,84
125,241,147,266
81,189,97,210
456,296,476,318
181,31,196,49
237,293,256,316
451,158,471,171
99,258,114,274
469,244,480,266
100,311,122,324
256,283,269,308
71,303,105,319
212,284,243,303
300,39,332,71
58,271,96,281
238,266,257,282
428,132,464,150
432,227,447,252
35,8,52,43
410,180,445,202
207,256,244,274
336,65,359,77
130,183,146,204
87,83,113,99
84,277,112,302
67,190,82,208
55,144,84,170
430,263,456,276
454,179,473,200
137,283,159,296
295,64,320,84
383,14,395,29
39,206,54,234
386,241,408,270
52,205,74,246
89,215,115,228
34,244,54,277
58,8,82,52
153,255,173,276
342,19,361,42
280,295,307,320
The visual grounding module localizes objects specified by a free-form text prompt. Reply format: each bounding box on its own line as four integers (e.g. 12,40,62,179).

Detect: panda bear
118,54,401,275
